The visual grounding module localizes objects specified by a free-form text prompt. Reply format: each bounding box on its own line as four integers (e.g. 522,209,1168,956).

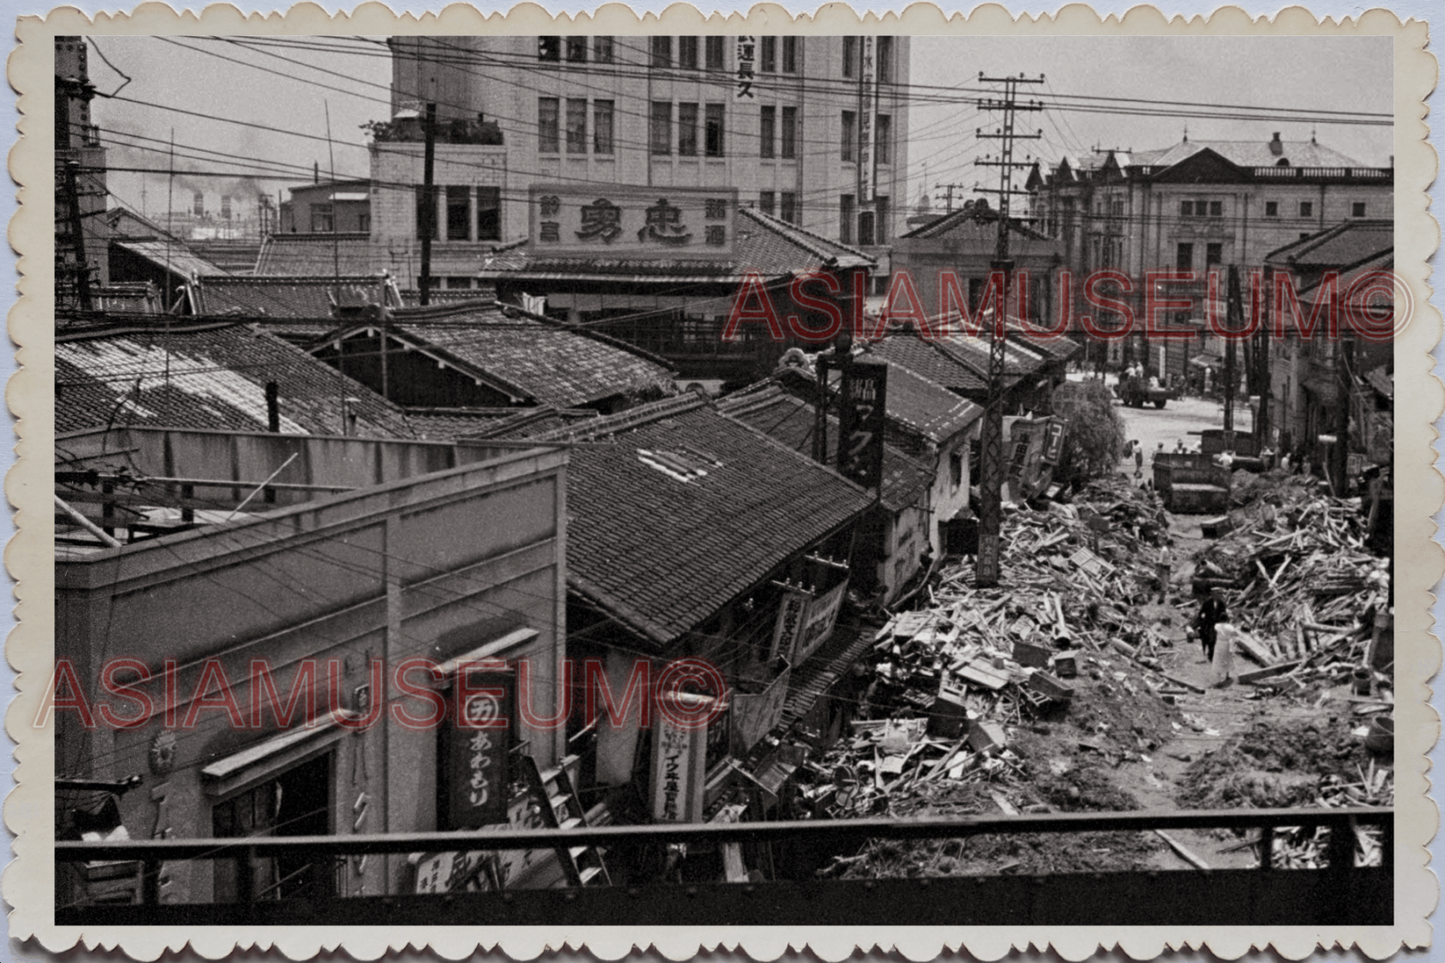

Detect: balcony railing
56,806,1392,926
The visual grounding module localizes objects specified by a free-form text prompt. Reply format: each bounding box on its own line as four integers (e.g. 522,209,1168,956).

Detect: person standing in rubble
1156,546,1172,603
1193,587,1227,663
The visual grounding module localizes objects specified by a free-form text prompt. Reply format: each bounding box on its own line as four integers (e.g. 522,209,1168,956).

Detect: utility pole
419,102,437,307
1333,331,1353,494
59,159,93,313
1224,264,1245,435
377,273,391,401
1255,266,1272,448
934,183,967,213
973,73,1043,589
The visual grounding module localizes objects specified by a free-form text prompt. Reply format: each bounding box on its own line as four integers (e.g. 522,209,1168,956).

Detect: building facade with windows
1026,134,1393,373
386,34,911,251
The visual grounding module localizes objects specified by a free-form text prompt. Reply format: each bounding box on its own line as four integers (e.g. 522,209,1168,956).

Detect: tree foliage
1050,379,1127,487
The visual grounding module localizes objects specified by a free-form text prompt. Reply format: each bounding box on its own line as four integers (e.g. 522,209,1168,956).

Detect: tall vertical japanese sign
442,663,512,829
768,583,811,662
650,694,712,823
831,356,889,493
735,37,756,99
858,36,879,203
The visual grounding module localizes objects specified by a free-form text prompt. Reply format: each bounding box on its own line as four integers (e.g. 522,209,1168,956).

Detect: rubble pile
801,479,1190,876
1190,476,1392,693
1175,717,1394,869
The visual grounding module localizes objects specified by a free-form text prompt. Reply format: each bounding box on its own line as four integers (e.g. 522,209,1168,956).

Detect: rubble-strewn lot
800,472,1392,877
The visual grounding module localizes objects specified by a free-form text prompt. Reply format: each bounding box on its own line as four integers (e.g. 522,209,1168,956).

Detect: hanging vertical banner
650,694,712,823
443,663,513,829
768,584,812,662
836,357,889,492
735,36,756,99
859,35,878,203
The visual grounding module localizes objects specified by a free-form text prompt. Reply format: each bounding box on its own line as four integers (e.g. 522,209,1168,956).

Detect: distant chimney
1269,132,1284,156
314,161,320,184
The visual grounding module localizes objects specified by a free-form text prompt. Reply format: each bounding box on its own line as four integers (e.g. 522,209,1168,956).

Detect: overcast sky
85,34,1394,222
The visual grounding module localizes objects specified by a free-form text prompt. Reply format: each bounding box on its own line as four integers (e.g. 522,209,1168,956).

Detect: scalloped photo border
5,3,1438,959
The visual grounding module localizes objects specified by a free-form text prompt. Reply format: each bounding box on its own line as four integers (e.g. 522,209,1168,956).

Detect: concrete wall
57,437,569,900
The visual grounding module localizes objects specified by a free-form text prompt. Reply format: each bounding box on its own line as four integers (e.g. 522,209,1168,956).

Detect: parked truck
1153,452,1232,513
1117,372,1178,409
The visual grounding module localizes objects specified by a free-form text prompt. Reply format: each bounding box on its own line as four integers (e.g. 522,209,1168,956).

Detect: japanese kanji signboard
529,184,737,259
441,662,513,829
650,694,712,823
734,36,756,99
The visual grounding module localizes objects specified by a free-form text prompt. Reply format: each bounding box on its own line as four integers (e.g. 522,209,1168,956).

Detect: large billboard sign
529,184,738,260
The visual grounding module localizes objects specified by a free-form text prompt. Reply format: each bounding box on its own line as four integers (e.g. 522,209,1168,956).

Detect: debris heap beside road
1190,473,1392,696
786,472,1393,879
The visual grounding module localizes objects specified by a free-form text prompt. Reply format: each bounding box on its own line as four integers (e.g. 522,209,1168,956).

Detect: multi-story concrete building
1026,134,1393,374
380,34,910,289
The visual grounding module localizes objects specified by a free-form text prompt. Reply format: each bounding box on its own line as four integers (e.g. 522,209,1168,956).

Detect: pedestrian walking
1133,442,1144,475
1193,587,1227,662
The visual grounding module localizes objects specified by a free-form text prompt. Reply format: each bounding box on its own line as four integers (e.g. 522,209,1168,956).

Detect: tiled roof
867,336,988,393
768,357,981,446
864,357,984,442
191,275,398,319
326,302,676,409
1133,138,1362,169
255,233,374,275
989,312,1082,362
478,207,875,283
717,382,932,513
461,406,600,439
535,396,874,648
931,332,1046,378
401,408,519,441
899,206,1055,242
110,239,223,280
56,320,414,438
1264,220,1393,272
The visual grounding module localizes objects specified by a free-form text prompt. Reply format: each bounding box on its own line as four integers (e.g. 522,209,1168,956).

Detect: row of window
756,190,798,223
651,36,797,73
537,98,615,155
841,111,893,165
1092,197,1369,221
1175,241,1225,271
1262,199,1368,218
842,36,895,82
414,185,503,242
650,101,727,157
538,36,615,64
537,35,897,82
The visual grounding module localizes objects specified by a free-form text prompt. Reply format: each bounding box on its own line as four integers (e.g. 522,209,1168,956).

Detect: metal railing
57,806,1391,918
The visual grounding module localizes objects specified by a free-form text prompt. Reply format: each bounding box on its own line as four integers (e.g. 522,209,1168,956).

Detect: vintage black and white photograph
28,8,1433,952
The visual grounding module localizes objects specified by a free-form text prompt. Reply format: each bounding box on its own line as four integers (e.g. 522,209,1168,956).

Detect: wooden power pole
973,73,1043,588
